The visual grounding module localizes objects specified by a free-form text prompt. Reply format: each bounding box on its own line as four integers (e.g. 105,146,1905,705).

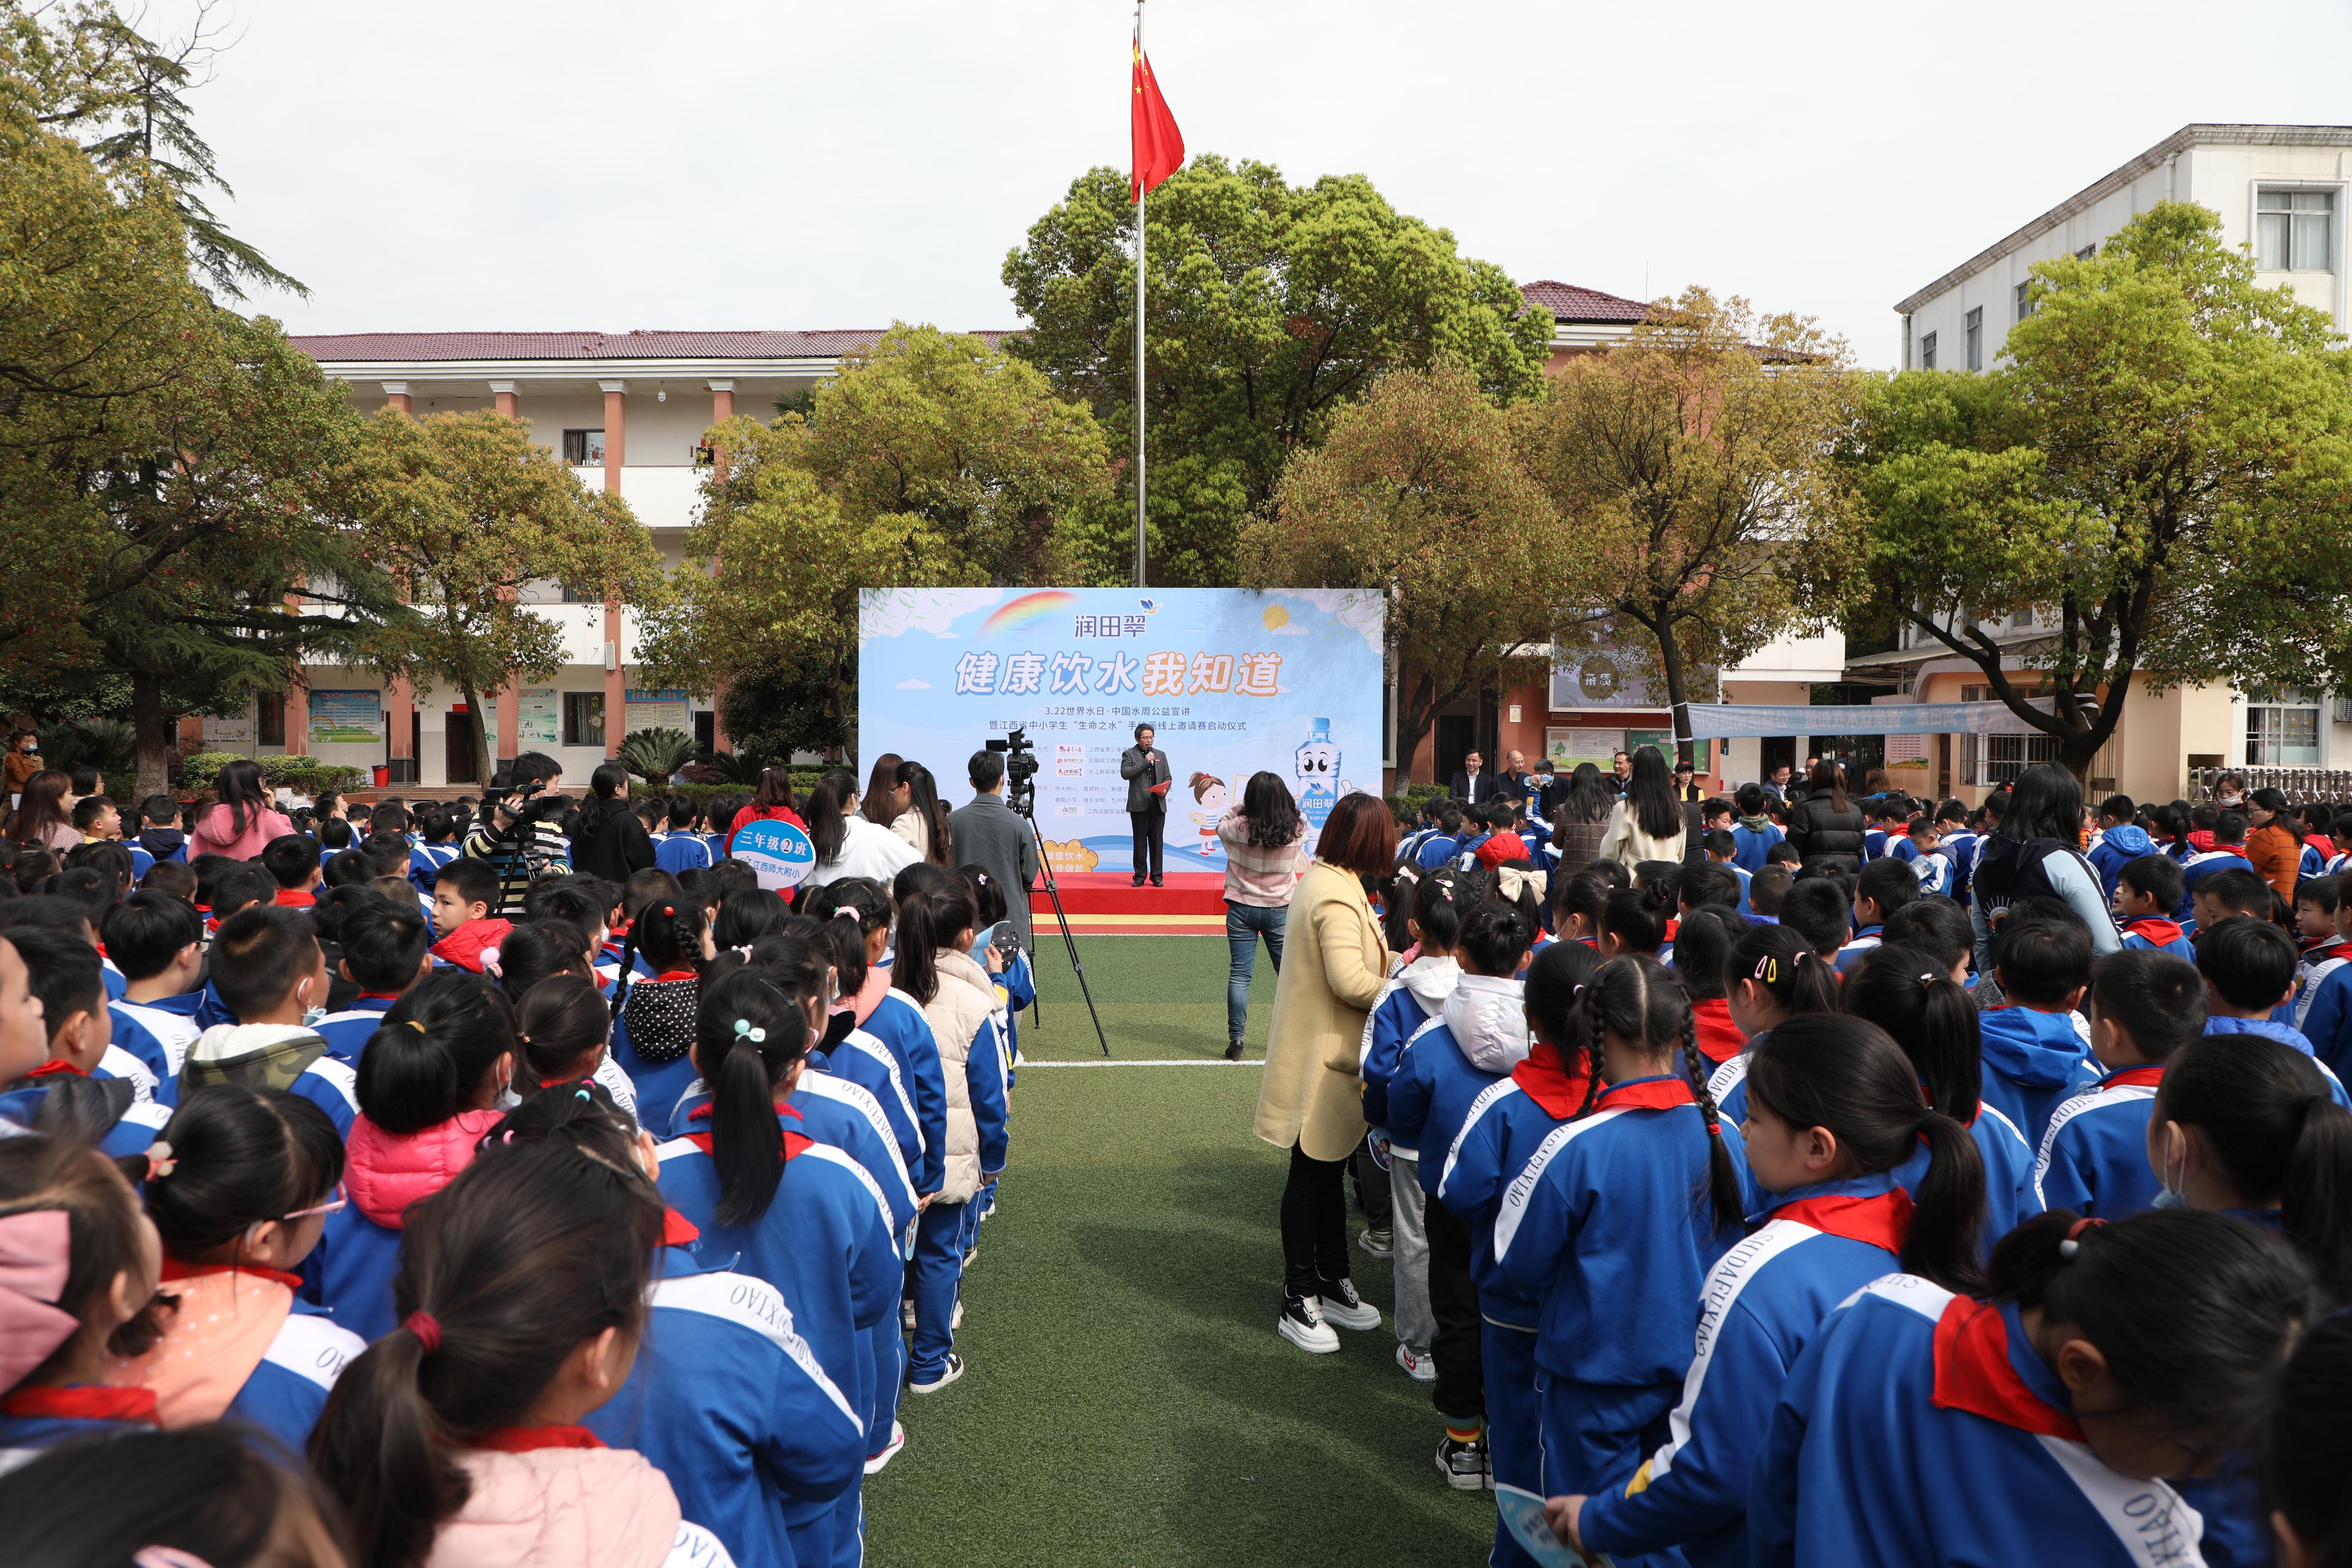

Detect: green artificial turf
862,935,1496,1567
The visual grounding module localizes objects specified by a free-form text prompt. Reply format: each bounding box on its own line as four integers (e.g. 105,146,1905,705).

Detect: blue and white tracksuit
1748,1279,2208,1568
861,991,949,1197
108,991,204,1084
1975,1006,2095,1152
1493,1076,1749,1565
658,1127,900,1568
2033,1065,2165,1220
2203,1015,2352,1108
1578,1173,1911,1568
586,1243,867,1568
312,994,401,1064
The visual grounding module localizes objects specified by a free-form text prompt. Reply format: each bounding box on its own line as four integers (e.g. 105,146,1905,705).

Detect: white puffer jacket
919,947,995,1204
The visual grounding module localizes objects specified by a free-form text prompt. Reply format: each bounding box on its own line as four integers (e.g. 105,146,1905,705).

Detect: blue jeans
1226,899,1286,1044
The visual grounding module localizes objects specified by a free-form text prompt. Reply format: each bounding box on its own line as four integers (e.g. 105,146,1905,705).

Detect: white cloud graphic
897,678,932,690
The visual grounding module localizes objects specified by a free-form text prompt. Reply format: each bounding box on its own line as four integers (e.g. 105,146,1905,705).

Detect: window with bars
1959,730,2061,787
1965,307,1984,371
2258,189,2333,272
2248,697,2321,765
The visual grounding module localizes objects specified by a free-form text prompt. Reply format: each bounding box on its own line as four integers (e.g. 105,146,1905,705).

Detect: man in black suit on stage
1120,723,1172,886
1450,750,1504,805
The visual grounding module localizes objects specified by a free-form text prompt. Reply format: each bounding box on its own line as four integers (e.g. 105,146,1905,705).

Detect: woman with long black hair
1968,761,2119,972
888,759,956,867
1216,770,1309,1060
1595,749,1687,869
1548,762,1618,868
799,767,918,890
1782,758,1866,875
569,760,654,883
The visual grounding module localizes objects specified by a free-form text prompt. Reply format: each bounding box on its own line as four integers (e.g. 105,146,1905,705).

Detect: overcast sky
157,0,2352,368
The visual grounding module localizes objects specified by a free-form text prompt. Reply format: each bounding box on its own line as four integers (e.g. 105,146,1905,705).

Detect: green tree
1004,156,1554,586
635,326,1110,758
1242,361,1574,782
1843,202,2352,781
1513,289,1858,765
343,409,665,777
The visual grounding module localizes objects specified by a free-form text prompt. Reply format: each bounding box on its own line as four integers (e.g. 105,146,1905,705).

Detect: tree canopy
1004,156,1554,586
342,409,664,777
1843,201,2352,779
1513,289,1858,763
634,325,1112,761
1242,361,1575,781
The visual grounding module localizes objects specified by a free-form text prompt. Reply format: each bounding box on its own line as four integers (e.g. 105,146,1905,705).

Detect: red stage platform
1029,871,1228,933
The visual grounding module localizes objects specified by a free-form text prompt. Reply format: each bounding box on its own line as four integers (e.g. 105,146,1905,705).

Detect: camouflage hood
181,1024,334,1099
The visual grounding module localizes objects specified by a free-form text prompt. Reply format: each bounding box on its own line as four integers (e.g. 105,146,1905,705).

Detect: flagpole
1133,0,1148,590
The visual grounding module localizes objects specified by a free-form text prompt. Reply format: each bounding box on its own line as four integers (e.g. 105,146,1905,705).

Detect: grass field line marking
1021,1057,1266,1068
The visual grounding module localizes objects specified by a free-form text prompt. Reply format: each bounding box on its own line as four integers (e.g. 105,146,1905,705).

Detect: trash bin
373,765,390,787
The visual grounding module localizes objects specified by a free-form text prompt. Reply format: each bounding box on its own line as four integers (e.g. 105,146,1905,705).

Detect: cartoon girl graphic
1188,772,1227,860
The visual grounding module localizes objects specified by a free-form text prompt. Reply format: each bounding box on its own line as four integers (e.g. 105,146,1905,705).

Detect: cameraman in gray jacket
1120,724,1173,887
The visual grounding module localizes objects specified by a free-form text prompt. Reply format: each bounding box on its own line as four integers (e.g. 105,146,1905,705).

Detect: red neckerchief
687,1102,803,1124
2123,917,2186,946
1510,1036,1593,1119
648,969,699,984
1771,1188,1915,1253
1594,1076,1699,1115
356,991,405,1002
660,1209,700,1247
1931,1296,2082,1439
0,1385,160,1423
273,888,317,908
1663,917,1681,943
93,942,108,958
680,1112,814,1160
471,1425,606,1452
159,1258,305,1291
2301,936,2350,963
1691,997,1744,1066
24,1060,84,1079
2102,1064,2165,1091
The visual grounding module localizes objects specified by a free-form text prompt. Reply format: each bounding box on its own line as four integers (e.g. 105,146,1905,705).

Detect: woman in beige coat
1255,792,1394,1353
1594,746,1688,869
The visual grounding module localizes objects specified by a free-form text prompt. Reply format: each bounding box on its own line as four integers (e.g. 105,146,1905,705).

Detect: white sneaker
1396,1342,1437,1383
863,1420,906,1474
1278,1292,1340,1354
900,1299,916,1332
952,1298,964,1331
908,1354,966,1393
1316,1277,1381,1331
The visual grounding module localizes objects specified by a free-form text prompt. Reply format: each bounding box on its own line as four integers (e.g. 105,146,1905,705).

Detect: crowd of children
0,754,1026,1568
1341,761,2352,1567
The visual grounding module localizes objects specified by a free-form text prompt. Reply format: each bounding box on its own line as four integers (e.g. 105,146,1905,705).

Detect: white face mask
2152,1125,2189,1210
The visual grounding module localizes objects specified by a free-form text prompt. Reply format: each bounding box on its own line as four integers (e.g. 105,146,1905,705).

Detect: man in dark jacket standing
949,749,1040,945
1120,724,1172,887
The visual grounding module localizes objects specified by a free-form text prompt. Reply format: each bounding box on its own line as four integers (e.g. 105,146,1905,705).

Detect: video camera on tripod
986,727,1040,818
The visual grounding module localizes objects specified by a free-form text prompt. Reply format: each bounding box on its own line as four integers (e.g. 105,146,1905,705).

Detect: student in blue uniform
1493,954,1750,1552
1704,922,1840,1128
1597,881,1673,963
1842,943,2040,1244
655,796,716,875
1436,938,1602,1567
111,1085,362,1452
607,898,714,1134
810,877,950,1199
2032,950,2204,1221
406,803,462,898
0,927,172,1157
1839,858,1918,975
310,1128,736,1568
308,971,516,1342
1388,898,1534,1483
1552,1013,1987,1568
498,1082,868,1568
103,891,207,1087
799,909,929,1189
1976,907,2096,1150
2110,855,2192,956
177,907,359,1139
655,966,900,1568
312,901,432,1064
1746,1209,2317,1568
0,1133,167,1469
2196,915,2337,1064
2145,1034,2352,1567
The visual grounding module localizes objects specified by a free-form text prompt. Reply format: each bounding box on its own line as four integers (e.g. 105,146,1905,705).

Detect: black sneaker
1437,1433,1489,1491
1315,1276,1380,1331
1223,1039,1245,1061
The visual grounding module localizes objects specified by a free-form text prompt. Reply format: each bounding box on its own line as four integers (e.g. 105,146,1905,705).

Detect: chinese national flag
1130,32,1183,202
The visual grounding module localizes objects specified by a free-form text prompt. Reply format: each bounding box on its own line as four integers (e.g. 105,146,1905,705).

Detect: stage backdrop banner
859,588,1385,873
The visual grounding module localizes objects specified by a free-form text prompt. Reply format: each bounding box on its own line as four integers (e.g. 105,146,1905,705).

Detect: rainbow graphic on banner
979,591,1079,636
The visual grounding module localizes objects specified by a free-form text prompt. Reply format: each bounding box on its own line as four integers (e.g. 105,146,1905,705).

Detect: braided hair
1583,954,1743,1230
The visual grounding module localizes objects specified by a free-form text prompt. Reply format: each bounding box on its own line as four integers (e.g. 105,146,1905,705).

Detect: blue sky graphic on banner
859,588,1385,874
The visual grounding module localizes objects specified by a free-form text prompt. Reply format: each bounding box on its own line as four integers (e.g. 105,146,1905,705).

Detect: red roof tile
1517,281,1650,324
287,329,1008,362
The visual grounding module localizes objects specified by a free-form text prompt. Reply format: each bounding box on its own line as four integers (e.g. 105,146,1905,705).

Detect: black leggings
1279,1141,1351,1295
1423,1190,1486,1422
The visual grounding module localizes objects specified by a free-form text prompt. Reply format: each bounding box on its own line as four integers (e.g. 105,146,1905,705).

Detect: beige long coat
1255,860,1391,1162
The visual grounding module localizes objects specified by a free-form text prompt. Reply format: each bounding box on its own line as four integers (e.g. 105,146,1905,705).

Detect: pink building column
707,380,734,754
489,379,519,420
600,380,628,759
382,381,411,415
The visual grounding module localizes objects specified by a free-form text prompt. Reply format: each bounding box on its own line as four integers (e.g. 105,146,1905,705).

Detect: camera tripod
1018,802,1110,1057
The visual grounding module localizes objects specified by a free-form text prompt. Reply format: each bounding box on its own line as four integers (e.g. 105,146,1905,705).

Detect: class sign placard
731,819,815,891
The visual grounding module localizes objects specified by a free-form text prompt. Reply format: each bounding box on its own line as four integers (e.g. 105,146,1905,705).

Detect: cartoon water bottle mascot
1294,719,1349,835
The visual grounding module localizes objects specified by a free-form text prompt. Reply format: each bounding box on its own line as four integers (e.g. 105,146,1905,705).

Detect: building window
2258,189,2334,271
2074,244,2096,261
1961,731,2061,787
562,429,606,466
563,692,605,749
2248,689,2321,766
1919,330,1937,370
2015,281,2034,322
1965,307,1984,371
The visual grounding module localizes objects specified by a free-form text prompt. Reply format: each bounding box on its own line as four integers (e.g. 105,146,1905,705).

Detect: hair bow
144,1140,177,1182
0,1210,80,1391
733,1018,767,1045
1496,865,1547,904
